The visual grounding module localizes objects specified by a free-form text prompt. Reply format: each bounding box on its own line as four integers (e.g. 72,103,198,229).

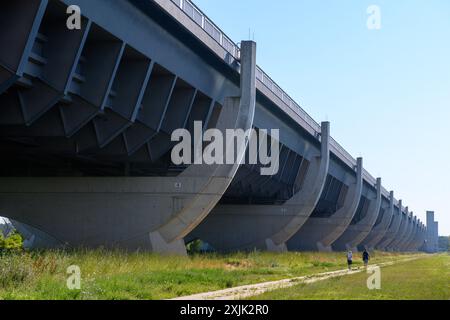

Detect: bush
186,239,203,254
0,231,24,253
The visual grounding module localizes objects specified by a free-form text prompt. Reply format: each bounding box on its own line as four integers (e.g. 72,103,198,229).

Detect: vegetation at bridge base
437,236,450,252
0,248,426,300
0,231,23,253
250,254,450,300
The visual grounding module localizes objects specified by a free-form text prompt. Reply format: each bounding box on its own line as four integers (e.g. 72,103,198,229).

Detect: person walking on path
362,249,370,267
347,250,353,270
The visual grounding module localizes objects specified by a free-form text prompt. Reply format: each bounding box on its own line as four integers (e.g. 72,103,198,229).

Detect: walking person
362,249,370,268
347,250,353,270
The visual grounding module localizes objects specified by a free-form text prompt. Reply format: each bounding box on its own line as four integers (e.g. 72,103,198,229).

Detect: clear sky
194,0,450,235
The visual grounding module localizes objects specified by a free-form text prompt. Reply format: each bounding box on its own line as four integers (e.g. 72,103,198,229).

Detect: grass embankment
251,254,450,300
0,250,423,300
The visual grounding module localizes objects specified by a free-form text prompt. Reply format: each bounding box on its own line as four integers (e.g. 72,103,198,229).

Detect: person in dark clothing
362,250,370,267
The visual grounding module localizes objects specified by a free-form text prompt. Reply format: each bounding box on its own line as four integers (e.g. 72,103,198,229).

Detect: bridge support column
386,206,409,251
189,122,330,252
332,177,382,252
359,191,394,251
375,200,402,250
408,219,420,251
414,223,426,251
288,158,363,252
404,220,419,251
0,41,257,254
399,216,413,251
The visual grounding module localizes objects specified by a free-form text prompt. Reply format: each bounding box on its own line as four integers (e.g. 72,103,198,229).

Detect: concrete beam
332,177,382,252
0,41,257,254
0,1,91,126
62,37,126,137
287,157,363,252
0,0,48,95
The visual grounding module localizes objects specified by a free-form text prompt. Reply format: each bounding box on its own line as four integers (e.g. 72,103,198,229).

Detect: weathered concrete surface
333,178,382,252
0,41,257,254
403,220,418,251
386,207,409,251
189,122,330,252
287,158,363,252
399,216,416,251
359,191,394,251
412,222,427,251
375,200,403,250
0,0,424,255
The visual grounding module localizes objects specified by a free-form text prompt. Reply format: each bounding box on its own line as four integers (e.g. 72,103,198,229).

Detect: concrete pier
287,158,363,252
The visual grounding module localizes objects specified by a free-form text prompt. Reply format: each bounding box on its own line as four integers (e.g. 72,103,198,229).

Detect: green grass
250,254,450,300
0,249,424,300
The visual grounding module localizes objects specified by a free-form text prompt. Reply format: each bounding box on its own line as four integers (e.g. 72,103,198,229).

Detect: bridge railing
169,0,383,194
170,0,321,133
171,0,240,59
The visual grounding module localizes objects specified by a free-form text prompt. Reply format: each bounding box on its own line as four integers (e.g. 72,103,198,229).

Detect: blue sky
194,0,450,235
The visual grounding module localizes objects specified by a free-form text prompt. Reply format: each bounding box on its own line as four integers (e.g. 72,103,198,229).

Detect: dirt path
172,256,424,300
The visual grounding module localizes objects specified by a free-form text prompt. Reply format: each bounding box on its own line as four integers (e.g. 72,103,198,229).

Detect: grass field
250,254,450,300
0,250,422,300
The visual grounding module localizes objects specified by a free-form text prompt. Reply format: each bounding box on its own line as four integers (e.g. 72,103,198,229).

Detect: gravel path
172,256,423,300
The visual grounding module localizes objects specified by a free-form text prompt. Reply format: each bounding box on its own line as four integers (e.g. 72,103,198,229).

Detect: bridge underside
0,0,426,253
189,122,330,252
286,157,363,252
0,0,258,254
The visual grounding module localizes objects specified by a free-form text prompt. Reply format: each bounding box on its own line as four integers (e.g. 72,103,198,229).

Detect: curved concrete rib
189,122,330,252
408,218,420,251
415,226,423,252
375,200,403,250
398,214,415,251
0,41,256,255
404,218,418,251
0,0,48,95
288,157,363,252
376,201,403,250
332,177,382,252
412,222,426,251
378,208,403,250
408,224,419,251
156,41,257,245
417,224,426,251
360,191,394,250
386,206,409,251
267,121,330,250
